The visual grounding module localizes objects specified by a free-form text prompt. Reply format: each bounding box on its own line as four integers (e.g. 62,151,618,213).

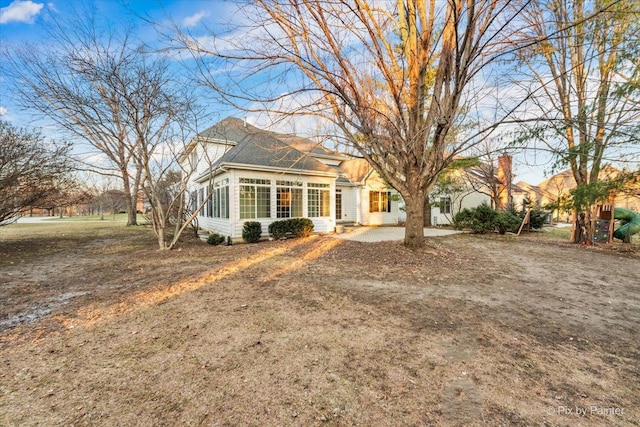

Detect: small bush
456,203,498,234
268,218,315,239
206,233,225,246
242,221,262,243
495,211,522,234
452,208,474,230
268,220,289,239
453,203,498,234
526,208,548,229
291,218,314,237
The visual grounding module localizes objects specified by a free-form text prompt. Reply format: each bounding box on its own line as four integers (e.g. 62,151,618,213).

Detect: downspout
356,182,363,225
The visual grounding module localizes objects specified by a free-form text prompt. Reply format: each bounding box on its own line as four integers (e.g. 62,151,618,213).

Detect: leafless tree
462,138,513,210
2,9,150,226
3,7,205,249
0,121,73,225
511,0,640,241
173,0,527,247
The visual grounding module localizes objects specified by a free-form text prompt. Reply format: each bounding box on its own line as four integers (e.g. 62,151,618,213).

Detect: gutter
195,162,338,183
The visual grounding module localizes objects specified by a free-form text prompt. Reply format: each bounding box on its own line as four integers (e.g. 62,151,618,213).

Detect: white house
181,117,400,239
427,166,493,226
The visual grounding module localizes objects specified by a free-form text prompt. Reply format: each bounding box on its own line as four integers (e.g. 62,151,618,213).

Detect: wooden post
517,209,531,235
570,210,577,242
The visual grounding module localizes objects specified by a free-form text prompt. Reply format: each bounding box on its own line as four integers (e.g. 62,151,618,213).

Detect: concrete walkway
329,226,461,242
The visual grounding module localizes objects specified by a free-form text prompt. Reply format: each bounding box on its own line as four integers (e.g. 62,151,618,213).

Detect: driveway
329,226,461,242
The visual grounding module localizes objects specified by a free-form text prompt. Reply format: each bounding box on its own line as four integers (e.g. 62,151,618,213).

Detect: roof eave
196,162,338,182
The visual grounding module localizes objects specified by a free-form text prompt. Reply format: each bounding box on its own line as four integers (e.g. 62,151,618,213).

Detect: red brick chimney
497,154,512,210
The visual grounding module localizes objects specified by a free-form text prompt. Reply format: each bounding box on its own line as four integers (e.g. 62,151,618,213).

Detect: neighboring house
422,155,523,226
512,181,544,211
180,117,399,239
428,166,492,226
535,166,640,218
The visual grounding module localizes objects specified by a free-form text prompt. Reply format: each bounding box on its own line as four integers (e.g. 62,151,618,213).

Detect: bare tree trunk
404,192,425,248
121,170,137,226
423,195,432,227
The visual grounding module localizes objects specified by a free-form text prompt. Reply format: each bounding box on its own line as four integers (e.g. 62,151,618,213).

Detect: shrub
452,208,474,230
495,211,522,234
268,220,289,239
453,204,546,234
452,203,497,234
291,218,314,237
268,218,315,239
527,208,548,229
242,221,262,243
206,233,225,246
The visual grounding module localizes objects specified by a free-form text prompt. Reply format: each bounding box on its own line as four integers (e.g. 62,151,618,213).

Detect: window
198,188,205,216
190,151,198,170
440,196,452,215
239,178,271,219
335,189,342,219
276,180,303,218
206,185,213,217
213,179,229,219
369,191,391,213
308,183,330,217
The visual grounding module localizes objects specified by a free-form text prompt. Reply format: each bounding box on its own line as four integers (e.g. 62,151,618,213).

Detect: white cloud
0,106,7,116
182,10,208,28
0,0,44,24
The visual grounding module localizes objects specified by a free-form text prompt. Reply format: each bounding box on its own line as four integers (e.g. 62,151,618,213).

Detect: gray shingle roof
215,132,336,174
202,117,336,175
197,117,253,143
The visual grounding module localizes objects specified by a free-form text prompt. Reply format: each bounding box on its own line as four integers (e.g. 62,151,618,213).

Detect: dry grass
0,220,639,426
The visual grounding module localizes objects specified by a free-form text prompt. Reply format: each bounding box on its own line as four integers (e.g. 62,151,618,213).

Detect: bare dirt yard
1,219,639,426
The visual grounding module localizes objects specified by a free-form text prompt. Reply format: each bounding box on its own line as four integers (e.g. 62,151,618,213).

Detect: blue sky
0,0,235,119
0,0,578,186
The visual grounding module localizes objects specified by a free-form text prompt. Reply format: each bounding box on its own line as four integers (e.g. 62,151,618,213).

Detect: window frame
213,178,229,219
276,180,303,219
308,183,330,218
239,178,271,220
440,196,452,215
369,190,391,213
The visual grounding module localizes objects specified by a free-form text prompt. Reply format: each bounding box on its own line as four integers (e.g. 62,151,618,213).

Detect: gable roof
197,117,258,142
194,117,338,179
214,132,336,174
337,158,371,184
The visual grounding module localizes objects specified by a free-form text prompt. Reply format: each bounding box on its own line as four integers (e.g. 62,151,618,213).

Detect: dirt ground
0,220,639,426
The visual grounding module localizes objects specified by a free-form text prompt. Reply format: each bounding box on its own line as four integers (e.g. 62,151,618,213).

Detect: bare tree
2,10,147,226
0,121,73,225
174,0,526,247
3,7,205,249
512,0,640,241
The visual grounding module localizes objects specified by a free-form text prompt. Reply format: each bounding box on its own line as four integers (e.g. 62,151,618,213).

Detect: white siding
360,188,399,225
359,173,399,226
182,140,236,222
198,217,233,236
226,170,336,238
337,185,358,223
193,172,233,237
431,190,491,225
188,141,234,179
